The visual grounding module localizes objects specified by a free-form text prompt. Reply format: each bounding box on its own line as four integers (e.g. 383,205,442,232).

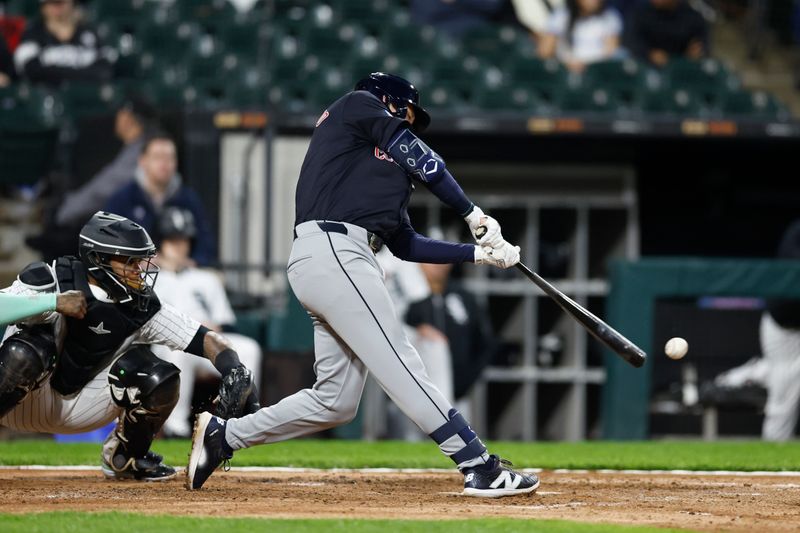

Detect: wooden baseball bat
515,261,646,368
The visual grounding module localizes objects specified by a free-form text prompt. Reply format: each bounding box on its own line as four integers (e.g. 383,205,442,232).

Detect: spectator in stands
151,207,262,439
14,0,115,87
0,35,13,87
624,0,708,67
538,0,623,73
410,0,507,39
104,134,218,266
55,95,157,228
405,262,496,407
510,0,565,40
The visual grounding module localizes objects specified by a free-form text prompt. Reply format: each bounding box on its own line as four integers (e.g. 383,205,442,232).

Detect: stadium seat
136,20,201,62
87,0,158,27
304,24,362,62
0,86,61,185
380,23,438,61
347,53,390,81
3,0,40,18
557,86,619,115
307,67,351,108
428,55,484,88
461,25,535,65
215,18,272,62
60,83,121,120
0,85,62,131
508,58,568,106
266,81,313,114
424,82,474,112
582,59,646,104
720,90,787,120
268,54,321,85
665,58,736,106
636,88,705,117
474,85,539,112
334,0,391,23
170,0,237,27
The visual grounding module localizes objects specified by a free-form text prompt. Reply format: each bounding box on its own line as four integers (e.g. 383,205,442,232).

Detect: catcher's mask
79,211,159,311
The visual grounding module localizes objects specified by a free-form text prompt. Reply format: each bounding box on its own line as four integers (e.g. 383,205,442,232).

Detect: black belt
293,222,384,253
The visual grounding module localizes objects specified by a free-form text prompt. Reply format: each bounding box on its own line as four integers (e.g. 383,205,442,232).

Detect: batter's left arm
385,220,475,264
385,128,474,218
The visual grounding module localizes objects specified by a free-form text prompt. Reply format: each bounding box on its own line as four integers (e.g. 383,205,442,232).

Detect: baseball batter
0,211,258,480
189,73,539,497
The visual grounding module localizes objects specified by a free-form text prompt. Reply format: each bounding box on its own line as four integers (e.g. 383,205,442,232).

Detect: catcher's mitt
214,366,255,419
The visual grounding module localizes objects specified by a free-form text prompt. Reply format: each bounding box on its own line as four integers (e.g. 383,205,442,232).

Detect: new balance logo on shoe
489,470,522,490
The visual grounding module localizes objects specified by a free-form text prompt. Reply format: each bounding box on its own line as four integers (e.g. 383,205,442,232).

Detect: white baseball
664,337,689,360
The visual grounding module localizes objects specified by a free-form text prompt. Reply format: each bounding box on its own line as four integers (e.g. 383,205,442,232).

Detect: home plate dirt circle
1,469,799,531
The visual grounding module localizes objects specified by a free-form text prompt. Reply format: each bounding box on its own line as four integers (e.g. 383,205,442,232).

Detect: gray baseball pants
225,221,488,467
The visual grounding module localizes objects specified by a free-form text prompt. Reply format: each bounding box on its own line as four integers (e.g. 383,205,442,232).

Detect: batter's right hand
474,242,520,269
56,290,87,319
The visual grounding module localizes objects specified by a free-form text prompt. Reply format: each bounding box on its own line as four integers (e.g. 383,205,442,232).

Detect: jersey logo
88,321,111,335
374,147,394,162
315,110,330,127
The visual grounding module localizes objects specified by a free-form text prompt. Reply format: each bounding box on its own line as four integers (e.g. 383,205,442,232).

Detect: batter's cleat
186,411,233,490
101,450,177,482
462,455,539,498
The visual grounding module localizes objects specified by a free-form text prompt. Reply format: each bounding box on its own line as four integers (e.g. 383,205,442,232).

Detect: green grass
0,512,695,533
1,439,799,471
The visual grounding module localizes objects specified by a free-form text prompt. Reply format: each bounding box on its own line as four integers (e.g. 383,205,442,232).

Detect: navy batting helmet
355,72,431,132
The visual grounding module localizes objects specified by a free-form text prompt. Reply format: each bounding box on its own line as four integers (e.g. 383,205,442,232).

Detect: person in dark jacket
56,96,157,228
624,0,708,67
104,135,217,266
13,0,115,87
405,262,496,401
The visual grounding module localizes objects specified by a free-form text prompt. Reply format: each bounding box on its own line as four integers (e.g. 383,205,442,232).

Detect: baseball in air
664,337,689,360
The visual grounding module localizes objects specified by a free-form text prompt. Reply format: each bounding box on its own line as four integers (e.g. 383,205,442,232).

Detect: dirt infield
1,469,799,531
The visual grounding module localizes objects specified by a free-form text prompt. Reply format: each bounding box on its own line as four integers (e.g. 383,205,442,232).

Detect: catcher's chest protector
50,256,161,395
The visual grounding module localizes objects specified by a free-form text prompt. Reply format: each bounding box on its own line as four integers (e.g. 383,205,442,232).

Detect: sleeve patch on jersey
315,110,330,127
18,262,56,290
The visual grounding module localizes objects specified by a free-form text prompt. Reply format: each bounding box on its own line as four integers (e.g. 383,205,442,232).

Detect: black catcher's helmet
355,72,431,132
158,207,197,242
78,212,159,311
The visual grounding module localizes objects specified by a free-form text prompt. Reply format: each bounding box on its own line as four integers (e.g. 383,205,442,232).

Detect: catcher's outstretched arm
0,290,87,325
192,328,261,418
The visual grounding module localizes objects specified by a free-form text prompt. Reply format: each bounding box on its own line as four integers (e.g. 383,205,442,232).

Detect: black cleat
102,450,177,482
462,455,539,498
186,411,232,490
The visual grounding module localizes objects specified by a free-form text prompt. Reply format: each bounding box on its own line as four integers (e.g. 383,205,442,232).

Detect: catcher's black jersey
50,257,162,395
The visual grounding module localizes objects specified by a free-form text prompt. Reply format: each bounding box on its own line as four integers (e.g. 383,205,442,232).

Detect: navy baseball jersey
294,91,412,239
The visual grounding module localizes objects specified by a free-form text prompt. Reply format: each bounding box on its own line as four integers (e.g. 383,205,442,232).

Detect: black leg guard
0,326,56,418
103,346,180,481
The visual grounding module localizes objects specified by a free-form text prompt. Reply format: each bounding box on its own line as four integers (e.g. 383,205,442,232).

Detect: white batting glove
464,206,504,248
474,241,521,269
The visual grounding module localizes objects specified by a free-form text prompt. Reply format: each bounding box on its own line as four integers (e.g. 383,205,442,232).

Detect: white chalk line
1,465,800,477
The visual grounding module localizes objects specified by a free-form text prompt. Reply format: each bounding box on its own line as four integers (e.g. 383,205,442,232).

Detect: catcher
0,211,259,480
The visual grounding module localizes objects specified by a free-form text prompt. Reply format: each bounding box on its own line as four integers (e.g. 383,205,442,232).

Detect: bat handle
475,226,487,239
